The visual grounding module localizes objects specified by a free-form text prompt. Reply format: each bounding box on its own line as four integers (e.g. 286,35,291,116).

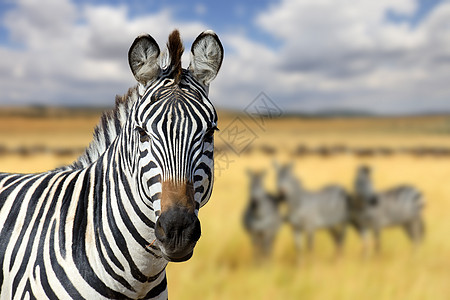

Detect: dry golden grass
0,115,98,149
0,111,449,299
168,154,450,300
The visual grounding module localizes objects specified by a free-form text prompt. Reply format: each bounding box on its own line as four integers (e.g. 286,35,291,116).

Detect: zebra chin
154,206,202,262
160,248,194,263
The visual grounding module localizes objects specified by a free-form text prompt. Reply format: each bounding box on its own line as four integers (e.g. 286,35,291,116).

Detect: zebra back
352,165,425,228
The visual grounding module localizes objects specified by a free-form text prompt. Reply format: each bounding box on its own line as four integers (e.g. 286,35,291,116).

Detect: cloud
249,0,450,114
194,3,207,16
1,0,450,114
0,0,207,106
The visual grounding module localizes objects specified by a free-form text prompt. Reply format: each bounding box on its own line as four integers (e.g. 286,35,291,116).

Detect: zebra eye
136,127,150,143
203,126,219,141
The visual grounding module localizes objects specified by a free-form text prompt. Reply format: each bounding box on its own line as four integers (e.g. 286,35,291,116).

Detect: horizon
0,0,449,115
2,103,450,118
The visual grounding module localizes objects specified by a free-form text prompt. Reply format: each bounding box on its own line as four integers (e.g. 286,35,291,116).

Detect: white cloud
246,0,450,114
1,0,450,114
0,0,207,106
194,3,207,16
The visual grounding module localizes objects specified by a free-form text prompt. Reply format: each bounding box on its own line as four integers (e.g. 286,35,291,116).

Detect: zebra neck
79,143,167,282
69,87,138,170
356,185,375,200
74,134,169,294
95,138,158,243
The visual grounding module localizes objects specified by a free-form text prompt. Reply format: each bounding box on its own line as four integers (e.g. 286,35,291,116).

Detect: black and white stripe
134,71,218,217
0,29,223,299
243,170,283,258
350,165,425,252
275,163,349,254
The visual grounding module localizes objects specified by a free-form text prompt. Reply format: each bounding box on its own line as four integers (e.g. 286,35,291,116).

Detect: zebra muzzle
153,180,201,262
154,206,201,262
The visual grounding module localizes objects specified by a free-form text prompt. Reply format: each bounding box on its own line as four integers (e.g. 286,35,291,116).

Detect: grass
167,154,450,300
0,111,449,299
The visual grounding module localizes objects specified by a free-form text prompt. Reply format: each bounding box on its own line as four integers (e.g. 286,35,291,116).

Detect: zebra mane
166,29,184,83
69,86,138,170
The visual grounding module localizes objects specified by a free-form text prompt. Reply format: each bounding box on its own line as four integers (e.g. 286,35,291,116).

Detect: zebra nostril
155,208,201,251
155,219,167,243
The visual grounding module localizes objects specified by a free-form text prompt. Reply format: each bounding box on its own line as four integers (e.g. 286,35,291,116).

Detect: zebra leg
251,232,264,260
262,232,275,258
293,227,303,253
306,230,315,253
403,217,425,246
373,228,381,254
359,228,370,258
403,221,414,241
329,225,346,257
418,217,426,242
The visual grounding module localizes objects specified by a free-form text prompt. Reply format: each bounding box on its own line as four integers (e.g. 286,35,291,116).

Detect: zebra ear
189,30,224,86
128,34,161,85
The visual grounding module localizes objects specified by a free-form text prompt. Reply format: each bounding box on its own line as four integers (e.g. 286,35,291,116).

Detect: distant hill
287,108,376,118
0,106,109,118
1,106,450,119
218,107,450,118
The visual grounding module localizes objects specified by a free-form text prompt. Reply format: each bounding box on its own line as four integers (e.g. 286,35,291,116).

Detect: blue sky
0,0,449,114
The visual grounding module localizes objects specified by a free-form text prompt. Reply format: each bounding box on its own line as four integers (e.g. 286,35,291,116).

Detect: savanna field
0,108,449,299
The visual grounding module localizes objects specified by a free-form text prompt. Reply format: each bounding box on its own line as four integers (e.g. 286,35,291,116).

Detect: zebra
242,170,283,259
351,165,425,253
275,163,348,255
0,29,223,299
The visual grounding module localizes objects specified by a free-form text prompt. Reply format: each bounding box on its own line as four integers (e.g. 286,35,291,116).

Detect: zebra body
351,166,425,252
287,186,348,232
0,30,223,299
275,163,348,253
243,171,283,258
0,166,167,299
355,186,424,228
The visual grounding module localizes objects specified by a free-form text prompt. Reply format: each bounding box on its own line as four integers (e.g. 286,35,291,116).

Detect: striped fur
275,163,348,254
243,171,283,259
351,165,425,252
0,30,223,299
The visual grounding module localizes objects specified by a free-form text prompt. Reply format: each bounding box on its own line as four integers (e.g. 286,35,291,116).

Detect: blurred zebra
275,163,348,255
0,30,223,299
351,165,425,253
243,170,283,259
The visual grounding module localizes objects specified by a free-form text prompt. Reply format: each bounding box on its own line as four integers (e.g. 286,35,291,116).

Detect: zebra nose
155,207,201,262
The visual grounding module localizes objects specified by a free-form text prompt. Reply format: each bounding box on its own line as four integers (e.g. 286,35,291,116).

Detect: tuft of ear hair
128,34,161,86
189,30,224,86
167,30,184,83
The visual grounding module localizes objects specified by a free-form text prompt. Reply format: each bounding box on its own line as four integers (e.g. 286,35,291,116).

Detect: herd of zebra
243,163,426,259
0,30,223,299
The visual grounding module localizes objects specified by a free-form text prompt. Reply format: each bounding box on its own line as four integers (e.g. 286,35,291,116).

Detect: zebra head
354,165,374,201
127,30,223,262
274,162,300,200
247,170,267,200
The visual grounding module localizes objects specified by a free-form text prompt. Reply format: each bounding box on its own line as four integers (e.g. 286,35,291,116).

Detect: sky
0,0,449,115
